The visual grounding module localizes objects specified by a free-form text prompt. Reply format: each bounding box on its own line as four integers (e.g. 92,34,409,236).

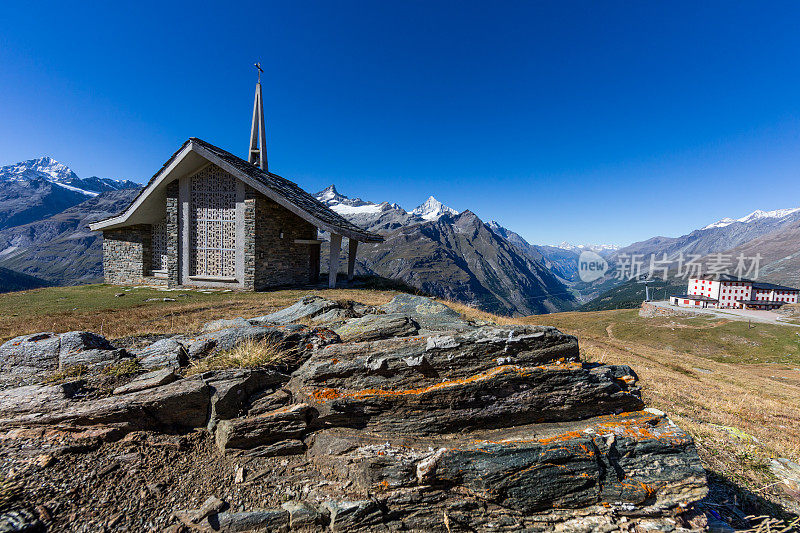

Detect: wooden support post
328,233,342,288
347,239,358,281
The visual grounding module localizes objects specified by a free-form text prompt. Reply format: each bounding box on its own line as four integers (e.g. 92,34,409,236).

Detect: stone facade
102,225,152,285
245,186,317,290
103,168,319,291
166,181,179,287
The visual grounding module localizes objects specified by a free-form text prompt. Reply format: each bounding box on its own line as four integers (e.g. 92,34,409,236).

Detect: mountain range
1,156,798,316
315,185,578,315
579,207,800,310
0,188,140,286
0,157,139,231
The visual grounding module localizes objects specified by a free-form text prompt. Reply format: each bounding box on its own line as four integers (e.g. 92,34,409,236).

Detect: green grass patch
0,284,228,318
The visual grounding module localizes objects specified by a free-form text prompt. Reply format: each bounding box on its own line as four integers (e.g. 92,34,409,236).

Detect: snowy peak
0,156,140,197
27,156,78,182
411,196,459,221
487,220,503,232
553,242,620,253
314,184,408,218
316,184,345,205
315,184,372,209
702,217,736,230
1,156,79,184
315,187,456,221
702,208,800,230
739,208,800,223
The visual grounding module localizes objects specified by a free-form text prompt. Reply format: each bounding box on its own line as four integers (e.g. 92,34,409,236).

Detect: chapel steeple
248,62,268,171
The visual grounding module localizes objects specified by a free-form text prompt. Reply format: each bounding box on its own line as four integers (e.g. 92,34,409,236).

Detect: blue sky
2,1,800,247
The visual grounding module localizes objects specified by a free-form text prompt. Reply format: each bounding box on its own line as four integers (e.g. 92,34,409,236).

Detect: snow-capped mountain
552,242,621,253
316,184,372,209
0,156,140,231
2,156,78,183
314,186,456,224
411,196,459,221
311,187,575,315
702,208,800,230
0,156,139,197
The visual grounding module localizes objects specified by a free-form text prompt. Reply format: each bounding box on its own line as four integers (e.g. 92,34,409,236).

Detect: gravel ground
0,429,345,532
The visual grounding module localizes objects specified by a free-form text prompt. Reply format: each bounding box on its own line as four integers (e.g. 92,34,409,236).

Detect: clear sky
2,1,799,247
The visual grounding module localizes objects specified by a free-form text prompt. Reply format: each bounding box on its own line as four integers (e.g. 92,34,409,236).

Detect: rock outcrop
0,295,708,532
0,331,126,377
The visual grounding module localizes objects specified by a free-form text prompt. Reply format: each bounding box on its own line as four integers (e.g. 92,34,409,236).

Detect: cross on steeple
249,62,268,171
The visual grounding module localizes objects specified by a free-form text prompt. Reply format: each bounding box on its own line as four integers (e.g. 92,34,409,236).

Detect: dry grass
521,309,800,517
436,298,518,325
746,515,800,532
101,359,141,377
41,364,88,384
186,337,293,375
0,285,398,342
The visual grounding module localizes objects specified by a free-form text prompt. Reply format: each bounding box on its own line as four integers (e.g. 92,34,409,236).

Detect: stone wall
245,186,317,290
102,225,152,285
165,181,179,287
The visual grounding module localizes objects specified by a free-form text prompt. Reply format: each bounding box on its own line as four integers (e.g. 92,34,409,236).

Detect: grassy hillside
515,308,800,520
0,266,51,293
0,284,401,342
579,278,687,311
1,285,798,521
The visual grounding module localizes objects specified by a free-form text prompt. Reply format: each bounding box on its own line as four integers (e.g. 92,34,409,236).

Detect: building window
151,220,168,273
190,166,237,278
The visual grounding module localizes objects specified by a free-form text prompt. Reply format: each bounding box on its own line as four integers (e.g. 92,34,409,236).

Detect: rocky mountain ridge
0,156,139,231
572,207,800,307
316,187,578,315
702,207,800,230
0,157,139,196
0,189,140,285
0,294,710,532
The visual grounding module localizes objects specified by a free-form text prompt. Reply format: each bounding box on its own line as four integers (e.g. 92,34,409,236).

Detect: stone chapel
89,72,382,290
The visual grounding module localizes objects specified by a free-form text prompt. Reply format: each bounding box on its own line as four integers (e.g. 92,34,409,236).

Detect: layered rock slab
290,324,580,392
0,331,126,377
300,362,643,434
306,411,707,530
288,323,637,434
271,296,707,530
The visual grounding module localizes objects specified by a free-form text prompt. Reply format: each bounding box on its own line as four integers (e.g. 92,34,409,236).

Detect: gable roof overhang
89,138,383,243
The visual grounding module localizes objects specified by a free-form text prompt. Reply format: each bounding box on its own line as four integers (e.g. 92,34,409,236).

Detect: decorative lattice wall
151,220,168,272
189,166,237,277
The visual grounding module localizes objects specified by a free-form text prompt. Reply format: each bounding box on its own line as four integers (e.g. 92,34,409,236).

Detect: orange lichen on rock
306,364,585,404
312,388,340,401
335,365,524,400
536,430,586,445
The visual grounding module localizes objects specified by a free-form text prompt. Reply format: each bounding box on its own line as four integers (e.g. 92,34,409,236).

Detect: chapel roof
90,138,383,243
